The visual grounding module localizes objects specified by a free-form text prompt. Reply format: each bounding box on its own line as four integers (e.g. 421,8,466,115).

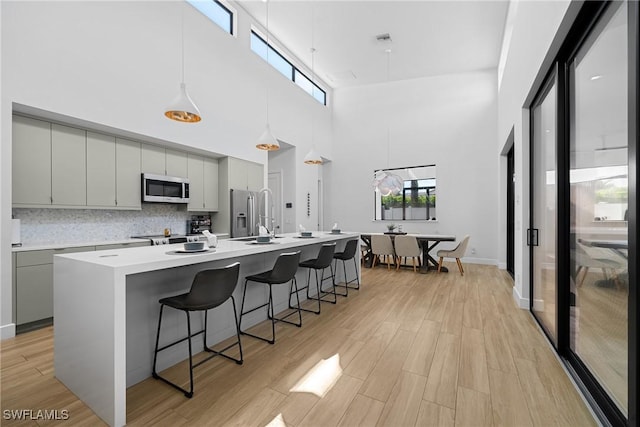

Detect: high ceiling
235,0,510,89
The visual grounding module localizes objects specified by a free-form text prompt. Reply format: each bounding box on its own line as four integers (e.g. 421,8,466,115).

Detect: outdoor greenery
595,179,628,203
381,194,436,209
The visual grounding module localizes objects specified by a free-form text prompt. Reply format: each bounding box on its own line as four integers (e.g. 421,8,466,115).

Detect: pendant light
256,0,280,150
372,48,402,195
304,8,322,165
165,4,201,123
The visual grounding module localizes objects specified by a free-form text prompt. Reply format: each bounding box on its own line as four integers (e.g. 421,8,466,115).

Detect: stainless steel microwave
142,173,189,203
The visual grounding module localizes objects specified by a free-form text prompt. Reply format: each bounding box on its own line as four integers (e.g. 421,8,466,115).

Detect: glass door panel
569,2,628,416
532,80,558,344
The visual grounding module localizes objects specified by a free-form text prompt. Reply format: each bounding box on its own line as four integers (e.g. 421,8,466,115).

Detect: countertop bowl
184,241,206,251
331,229,341,234
256,236,271,243
300,231,312,237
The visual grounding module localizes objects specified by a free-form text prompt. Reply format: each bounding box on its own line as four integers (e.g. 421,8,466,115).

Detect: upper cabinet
12,116,52,205
11,114,210,212
142,144,188,177
187,153,219,212
115,138,141,209
51,124,86,206
87,132,116,207
227,157,264,191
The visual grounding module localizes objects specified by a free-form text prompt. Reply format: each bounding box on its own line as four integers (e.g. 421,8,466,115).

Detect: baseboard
497,262,507,270
1,323,16,340
460,257,498,266
532,298,545,311
512,286,529,309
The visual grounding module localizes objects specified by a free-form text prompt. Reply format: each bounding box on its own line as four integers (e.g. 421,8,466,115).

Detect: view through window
374,165,436,221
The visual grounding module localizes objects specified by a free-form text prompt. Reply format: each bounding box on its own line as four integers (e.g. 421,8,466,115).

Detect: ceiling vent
375,33,392,43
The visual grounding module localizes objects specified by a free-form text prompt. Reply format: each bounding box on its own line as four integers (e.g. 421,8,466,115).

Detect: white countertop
53,232,359,275
12,238,150,252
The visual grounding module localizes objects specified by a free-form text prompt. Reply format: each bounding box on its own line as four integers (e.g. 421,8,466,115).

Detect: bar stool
333,239,360,297
152,262,243,398
291,243,337,314
239,251,302,344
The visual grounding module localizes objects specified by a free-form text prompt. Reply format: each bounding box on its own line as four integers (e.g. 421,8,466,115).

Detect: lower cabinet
13,242,149,332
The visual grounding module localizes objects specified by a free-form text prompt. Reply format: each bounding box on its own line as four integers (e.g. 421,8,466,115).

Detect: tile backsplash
13,205,208,245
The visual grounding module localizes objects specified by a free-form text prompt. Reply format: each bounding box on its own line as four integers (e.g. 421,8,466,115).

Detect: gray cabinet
12,116,52,206
51,124,87,206
187,154,205,211
87,131,116,207
166,149,188,177
116,138,141,208
187,154,219,212
227,157,264,191
14,246,94,327
141,144,166,175
142,144,188,177
203,157,219,211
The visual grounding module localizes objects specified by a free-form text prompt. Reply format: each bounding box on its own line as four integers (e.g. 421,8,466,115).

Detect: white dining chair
371,234,395,270
394,235,421,272
437,235,470,275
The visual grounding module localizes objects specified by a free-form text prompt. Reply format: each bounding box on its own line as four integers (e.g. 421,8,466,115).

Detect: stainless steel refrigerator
230,189,262,238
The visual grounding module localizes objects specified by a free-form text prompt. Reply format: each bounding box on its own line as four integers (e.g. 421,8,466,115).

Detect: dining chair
394,235,421,272
437,235,470,275
574,241,626,289
371,234,395,270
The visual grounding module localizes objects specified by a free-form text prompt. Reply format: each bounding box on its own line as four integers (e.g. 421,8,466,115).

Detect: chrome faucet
257,188,276,237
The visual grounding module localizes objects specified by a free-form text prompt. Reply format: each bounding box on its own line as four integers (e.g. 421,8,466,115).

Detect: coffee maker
187,215,212,235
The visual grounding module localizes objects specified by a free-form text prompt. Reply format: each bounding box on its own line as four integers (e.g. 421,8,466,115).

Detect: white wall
330,70,498,264
0,0,332,336
497,0,571,307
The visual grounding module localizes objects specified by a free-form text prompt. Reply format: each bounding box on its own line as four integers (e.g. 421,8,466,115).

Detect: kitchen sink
233,236,283,242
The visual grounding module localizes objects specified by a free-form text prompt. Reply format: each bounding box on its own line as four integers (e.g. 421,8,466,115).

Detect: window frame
251,30,327,106
187,0,236,36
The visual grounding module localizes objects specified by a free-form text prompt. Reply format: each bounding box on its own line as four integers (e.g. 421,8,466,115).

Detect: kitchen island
53,232,360,427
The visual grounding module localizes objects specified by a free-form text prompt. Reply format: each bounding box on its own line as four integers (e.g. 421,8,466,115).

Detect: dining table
578,238,629,259
360,232,456,273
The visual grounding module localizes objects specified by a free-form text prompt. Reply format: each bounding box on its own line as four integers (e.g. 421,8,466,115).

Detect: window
188,0,233,35
374,165,436,221
251,31,327,105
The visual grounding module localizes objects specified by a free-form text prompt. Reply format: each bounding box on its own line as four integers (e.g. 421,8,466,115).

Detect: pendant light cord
265,0,270,124
311,5,315,146
181,4,185,84
386,49,391,168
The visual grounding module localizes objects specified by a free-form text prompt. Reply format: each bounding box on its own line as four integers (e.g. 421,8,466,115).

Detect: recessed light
590,75,603,81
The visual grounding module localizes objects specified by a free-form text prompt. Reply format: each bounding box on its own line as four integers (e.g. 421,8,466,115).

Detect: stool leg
185,311,194,398
239,279,249,332
292,278,302,326
230,296,244,363
268,284,276,343
152,304,165,379
352,257,361,289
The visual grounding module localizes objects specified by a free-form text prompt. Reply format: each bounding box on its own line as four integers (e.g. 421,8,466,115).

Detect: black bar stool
238,251,302,344
333,239,360,297
291,243,337,314
152,262,243,398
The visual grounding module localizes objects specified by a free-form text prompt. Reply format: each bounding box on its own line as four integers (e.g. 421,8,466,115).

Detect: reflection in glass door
531,77,558,344
569,2,628,416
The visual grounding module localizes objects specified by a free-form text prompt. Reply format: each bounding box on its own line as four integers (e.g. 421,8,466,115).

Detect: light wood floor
1,263,596,426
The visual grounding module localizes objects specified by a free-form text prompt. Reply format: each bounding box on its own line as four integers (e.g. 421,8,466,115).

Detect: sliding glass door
528,1,637,425
568,2,629,417
531,75,558,345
